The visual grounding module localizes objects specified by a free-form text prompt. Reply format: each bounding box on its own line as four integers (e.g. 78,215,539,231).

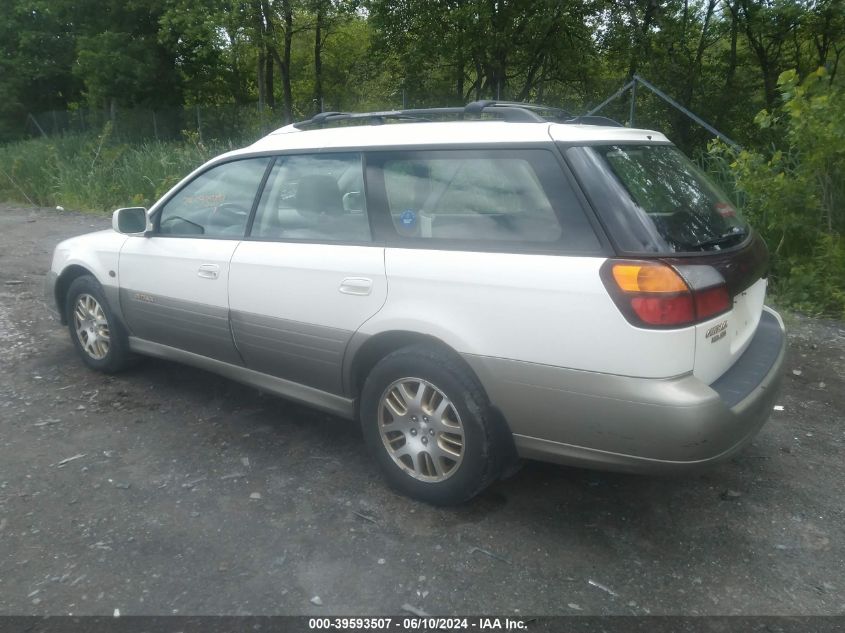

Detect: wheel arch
348,329,520,483
55,265,98,324
344,330,470,397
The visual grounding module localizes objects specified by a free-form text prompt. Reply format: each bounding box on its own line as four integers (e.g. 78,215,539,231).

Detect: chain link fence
22,79,733,154
25,104,286,144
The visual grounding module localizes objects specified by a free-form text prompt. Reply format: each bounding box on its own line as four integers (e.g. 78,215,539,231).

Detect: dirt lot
0,204,843,616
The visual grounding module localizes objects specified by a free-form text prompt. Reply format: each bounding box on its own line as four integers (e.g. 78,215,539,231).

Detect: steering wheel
160,215,204,235
208,202,249,229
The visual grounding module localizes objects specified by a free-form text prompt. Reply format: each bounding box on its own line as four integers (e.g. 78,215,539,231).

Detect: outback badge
706,320,728,343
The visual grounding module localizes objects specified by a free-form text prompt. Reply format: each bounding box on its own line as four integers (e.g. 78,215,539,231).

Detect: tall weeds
0,128,232,211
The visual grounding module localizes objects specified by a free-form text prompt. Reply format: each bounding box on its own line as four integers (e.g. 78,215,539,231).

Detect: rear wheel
360,344,502,505
65,275,134,373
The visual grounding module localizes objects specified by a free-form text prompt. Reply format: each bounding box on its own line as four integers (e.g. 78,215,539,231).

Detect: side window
373,149,600,250
251,153,370,242
158,157,271,237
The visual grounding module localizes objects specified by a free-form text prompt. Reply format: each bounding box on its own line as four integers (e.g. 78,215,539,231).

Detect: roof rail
291,101,617,130
465,100,573,121
293,108,462,129
565,115,624,127
463,102,626,126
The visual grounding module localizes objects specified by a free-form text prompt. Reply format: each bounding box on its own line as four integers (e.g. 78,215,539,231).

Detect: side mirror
112,207,150,235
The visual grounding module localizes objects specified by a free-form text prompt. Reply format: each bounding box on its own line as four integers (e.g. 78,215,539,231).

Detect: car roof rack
463,100,571,120
292,101,621,130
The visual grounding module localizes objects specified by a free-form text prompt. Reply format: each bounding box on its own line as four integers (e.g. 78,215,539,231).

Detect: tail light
601,260,731,328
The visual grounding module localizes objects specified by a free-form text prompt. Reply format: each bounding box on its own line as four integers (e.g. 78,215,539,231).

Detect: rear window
589,145,748,253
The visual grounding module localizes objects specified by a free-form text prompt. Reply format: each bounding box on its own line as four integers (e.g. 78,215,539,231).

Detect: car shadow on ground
123,354,770,544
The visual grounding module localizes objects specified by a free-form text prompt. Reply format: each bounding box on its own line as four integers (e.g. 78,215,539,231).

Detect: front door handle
339,277,373,296
197,264,220,280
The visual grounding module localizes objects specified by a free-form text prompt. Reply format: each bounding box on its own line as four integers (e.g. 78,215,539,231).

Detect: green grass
0,129,235,212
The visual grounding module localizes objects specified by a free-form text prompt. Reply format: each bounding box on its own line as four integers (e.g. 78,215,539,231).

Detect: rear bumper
463,307,786,473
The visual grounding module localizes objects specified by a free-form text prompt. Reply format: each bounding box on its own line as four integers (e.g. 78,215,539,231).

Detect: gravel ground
0,205,843,616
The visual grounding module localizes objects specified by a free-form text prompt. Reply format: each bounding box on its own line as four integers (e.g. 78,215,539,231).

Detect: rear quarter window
367,148,602,253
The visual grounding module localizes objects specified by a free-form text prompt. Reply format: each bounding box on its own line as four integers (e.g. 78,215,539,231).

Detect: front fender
50,229,128,323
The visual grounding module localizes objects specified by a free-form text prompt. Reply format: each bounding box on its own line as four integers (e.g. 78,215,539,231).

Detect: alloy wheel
73,294,111,360
377,377,465,482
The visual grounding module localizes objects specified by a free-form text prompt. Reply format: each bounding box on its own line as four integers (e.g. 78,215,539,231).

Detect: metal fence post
632,75,740,150
585,75,741,151
27,114,48,138
585,79,636,117
629,78,638,127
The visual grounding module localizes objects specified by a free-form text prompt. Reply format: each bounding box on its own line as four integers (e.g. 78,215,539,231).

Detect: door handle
197,264,220,280
339,277,373,296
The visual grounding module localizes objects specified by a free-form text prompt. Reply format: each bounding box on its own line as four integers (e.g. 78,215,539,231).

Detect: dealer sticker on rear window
706,320,728,343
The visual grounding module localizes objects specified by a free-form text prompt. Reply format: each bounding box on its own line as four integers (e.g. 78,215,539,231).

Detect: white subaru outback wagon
46,102,786,504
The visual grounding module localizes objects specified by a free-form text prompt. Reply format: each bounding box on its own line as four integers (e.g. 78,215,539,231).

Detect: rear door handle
197,264,220,280
339,277,373,296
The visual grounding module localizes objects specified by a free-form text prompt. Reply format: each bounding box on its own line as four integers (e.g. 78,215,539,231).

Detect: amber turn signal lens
611,263,689,294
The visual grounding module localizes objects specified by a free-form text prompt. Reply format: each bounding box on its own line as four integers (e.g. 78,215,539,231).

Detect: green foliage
0,2,79,141
776,234,845,317
0,136,59,206
368,0,599,106
75,32,166,107
2,0,844,146
0,128,226,212
158,0,248,104
709,67,845,318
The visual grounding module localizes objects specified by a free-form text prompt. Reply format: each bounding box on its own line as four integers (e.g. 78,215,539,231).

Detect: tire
360,344,502,505
65,275,134,373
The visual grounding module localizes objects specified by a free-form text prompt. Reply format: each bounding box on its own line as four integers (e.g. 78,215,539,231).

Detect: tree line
1,0,842,149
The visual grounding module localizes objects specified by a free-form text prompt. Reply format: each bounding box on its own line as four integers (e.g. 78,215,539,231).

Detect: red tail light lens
630,295,695,325
694,285,731,320
601,260,731,328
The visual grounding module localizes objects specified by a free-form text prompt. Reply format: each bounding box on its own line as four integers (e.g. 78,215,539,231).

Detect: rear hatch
564,142,769,384
665,234,769,383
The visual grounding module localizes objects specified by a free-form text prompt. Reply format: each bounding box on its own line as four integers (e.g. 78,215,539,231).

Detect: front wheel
65,275,134,373
360,345,502,505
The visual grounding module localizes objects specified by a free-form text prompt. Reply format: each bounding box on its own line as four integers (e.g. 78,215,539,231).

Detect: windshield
591,145,748,253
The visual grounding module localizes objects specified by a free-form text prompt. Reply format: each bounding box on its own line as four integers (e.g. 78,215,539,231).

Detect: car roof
244,121,670,154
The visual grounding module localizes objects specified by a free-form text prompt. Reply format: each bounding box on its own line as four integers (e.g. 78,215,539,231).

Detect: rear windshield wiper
687,227,748,251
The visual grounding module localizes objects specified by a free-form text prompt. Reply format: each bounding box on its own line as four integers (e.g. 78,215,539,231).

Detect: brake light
630,295,695,325
695,285,731,320
601,260,731,328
